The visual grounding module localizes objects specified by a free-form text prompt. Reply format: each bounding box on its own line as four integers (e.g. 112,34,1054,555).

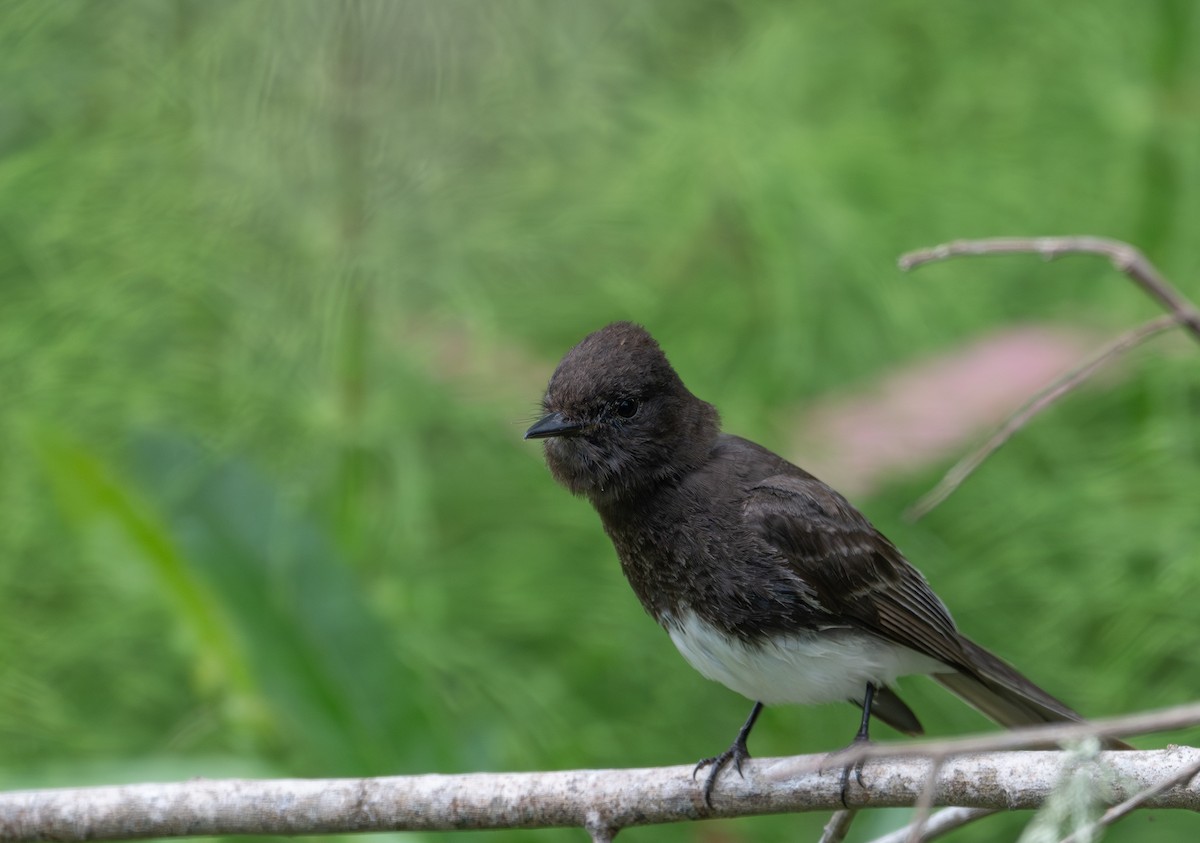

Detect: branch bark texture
3,748,1198,842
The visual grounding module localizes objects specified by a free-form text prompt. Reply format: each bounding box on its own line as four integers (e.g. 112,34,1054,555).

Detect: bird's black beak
524,411,584,440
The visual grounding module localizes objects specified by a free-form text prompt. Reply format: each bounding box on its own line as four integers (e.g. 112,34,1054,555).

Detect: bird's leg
693,701,763,807
837,682,876,806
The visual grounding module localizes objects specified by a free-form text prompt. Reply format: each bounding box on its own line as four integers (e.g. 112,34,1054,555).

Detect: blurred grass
1,1,1198,841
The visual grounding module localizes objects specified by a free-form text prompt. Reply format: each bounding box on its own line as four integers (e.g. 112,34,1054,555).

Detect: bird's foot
825,734,870,808
692,738,751,808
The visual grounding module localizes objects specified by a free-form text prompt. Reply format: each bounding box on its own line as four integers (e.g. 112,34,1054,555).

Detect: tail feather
934,636,1131,750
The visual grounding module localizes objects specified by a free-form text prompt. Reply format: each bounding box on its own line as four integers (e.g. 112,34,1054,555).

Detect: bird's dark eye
614,397,639,419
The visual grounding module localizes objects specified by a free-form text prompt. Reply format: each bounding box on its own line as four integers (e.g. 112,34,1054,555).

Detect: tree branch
3,701,1199,842
1,751,1198,842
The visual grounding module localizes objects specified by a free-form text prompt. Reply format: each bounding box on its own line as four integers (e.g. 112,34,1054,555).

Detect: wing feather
744,473,968,670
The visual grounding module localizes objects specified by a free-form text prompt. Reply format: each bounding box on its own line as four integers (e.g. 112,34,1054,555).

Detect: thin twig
898,235,1200,518
905,313,1181,520
868,808,995,843
818,809,858,843
584,810,619,843
905,757,945,843
1058,755,1200,843
899,236,1200,342
767,700,1200,776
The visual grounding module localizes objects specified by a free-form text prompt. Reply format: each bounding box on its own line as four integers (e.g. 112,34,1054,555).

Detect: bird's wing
741,470,1121,739
743,472,969,671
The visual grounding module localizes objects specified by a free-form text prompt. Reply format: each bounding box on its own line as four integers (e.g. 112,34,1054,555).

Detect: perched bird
526,321,1122,805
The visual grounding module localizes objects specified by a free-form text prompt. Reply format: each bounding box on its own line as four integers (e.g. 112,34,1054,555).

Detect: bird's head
526,322,719,505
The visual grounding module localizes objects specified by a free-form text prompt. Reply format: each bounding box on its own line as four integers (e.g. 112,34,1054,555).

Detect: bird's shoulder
690,433,803,490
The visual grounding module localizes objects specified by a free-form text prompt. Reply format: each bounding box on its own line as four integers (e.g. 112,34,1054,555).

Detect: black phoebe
526,322,1124,805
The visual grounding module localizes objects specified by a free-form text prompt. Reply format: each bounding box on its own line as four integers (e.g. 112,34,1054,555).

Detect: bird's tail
934,636,1131,750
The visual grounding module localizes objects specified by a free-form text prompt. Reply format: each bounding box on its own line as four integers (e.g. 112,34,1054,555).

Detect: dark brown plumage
526,321,1124,805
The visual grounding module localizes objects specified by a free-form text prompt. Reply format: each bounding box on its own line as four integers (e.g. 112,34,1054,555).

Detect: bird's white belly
664,609,946,705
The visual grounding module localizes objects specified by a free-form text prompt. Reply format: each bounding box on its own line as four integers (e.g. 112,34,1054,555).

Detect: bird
525,321,1124,806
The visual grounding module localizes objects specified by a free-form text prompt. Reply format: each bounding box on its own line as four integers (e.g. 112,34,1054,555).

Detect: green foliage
1,2,1198,841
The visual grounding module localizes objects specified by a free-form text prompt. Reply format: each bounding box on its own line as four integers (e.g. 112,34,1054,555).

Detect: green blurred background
1,1,1198,841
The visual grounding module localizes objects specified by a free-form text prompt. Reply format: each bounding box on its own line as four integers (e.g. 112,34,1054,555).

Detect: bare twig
898,236,1200,342
905,314,1181,520
818,809,857,843
867,808,995,843
769,700,1200,775
898,235,1200,517
905,757,945,843
585,810,620,843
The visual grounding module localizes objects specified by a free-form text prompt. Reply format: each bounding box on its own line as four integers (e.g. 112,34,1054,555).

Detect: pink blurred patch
789,325,1098,497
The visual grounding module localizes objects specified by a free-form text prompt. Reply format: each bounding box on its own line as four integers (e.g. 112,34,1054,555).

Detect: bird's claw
692,741,751,807
826,735,871,808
